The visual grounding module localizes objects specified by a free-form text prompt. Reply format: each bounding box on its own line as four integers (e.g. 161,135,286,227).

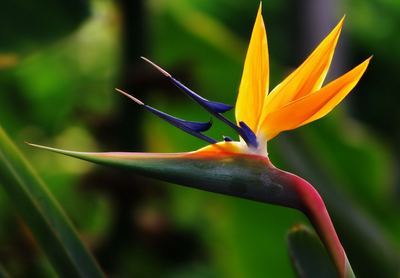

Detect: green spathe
26,142,353,277
26,143,302,208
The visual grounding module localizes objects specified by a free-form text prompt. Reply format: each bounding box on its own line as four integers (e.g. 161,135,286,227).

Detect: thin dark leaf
0,126,105,278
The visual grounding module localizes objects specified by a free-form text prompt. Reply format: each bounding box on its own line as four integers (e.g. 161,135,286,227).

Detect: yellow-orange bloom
204,4,370,156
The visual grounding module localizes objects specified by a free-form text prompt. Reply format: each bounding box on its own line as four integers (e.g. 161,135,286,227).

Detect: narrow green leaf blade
287,224,339,278
0,126,105,278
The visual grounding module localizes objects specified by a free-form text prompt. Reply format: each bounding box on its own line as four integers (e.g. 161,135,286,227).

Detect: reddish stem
287,172,347,277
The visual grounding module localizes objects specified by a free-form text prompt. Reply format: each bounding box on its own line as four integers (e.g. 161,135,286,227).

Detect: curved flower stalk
28,4,370,278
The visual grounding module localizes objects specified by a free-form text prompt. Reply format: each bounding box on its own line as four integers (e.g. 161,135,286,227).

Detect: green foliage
0,126,105,278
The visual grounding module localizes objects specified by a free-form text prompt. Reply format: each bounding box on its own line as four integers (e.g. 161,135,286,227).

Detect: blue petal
170,77,233,114
239,121,258,148
184,118,213,132
205,100,234,114
144,105,217,144
223,136,234,142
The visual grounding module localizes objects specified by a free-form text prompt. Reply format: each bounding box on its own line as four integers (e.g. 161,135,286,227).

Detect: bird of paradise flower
28,4,370,278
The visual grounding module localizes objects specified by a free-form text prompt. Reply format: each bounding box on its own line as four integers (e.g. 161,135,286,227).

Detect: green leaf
287,224,339,278
0,125,105,278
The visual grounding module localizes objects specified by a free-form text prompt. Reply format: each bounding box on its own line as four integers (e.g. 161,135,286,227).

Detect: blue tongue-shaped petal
185,118,213,132
169,76,233,114
116,89,217,144
144,105,213,133
223,136,234,142
205,100,233,114
239,121,258,148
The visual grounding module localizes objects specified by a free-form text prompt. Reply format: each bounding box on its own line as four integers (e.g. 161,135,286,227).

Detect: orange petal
235,3,269,134
260,57,371,139
259,16,345,135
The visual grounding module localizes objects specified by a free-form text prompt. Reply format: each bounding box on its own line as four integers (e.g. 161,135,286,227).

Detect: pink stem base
287,172,348,277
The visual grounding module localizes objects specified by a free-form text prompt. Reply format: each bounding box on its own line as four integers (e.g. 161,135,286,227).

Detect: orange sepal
235,3,269,133
258,17,345,135
260,57,371,138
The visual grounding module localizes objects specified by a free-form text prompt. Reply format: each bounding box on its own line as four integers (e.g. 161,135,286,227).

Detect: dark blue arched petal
170,77,233,114
187,118,213,132
206,100,234,114
143,105,217,144
223,136,234,142
116,88,217,144
145,107,212,133
239,121,258,148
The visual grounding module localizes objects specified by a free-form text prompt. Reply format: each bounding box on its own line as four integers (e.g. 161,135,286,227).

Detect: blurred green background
1,0,400,277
